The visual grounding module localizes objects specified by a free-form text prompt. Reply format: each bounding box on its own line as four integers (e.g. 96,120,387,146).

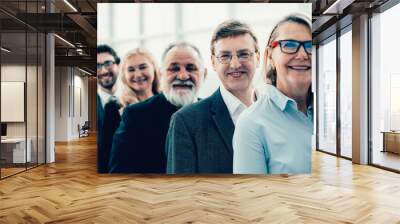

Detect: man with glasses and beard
97,45,120,111
166,20,260,174
108,42,207,173
97,44,120,173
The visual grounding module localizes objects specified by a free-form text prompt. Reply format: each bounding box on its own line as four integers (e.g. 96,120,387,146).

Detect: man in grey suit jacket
166,20,260,174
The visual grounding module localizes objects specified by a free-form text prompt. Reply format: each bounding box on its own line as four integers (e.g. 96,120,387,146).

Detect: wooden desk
1,138,32,163
382,131,400,154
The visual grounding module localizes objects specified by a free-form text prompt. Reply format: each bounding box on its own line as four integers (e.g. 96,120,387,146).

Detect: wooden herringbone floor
1,134,400,223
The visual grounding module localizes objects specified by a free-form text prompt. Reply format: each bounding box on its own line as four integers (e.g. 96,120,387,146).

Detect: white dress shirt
220,85,255,125
98,88,113,109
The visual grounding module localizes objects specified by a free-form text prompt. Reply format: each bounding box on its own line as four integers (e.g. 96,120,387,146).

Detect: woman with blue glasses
233,14,313,174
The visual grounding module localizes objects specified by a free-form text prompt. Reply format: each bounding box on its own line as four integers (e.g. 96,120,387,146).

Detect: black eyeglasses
97,60,116,71
215,51,254,64
270,40,312,55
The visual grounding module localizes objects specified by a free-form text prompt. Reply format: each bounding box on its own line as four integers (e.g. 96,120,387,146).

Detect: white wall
55,66,68,141
55,67,89,141
1,65,38,137
1,64,46,164
1,65,26,140
71,73,89,138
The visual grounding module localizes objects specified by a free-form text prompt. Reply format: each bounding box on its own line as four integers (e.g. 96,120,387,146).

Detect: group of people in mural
96,14,313,174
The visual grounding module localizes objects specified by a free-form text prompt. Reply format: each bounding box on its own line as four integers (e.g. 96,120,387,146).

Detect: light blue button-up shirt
233,84,313,174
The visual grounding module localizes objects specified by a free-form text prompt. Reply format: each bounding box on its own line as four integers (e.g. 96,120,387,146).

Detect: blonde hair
119,48,160,107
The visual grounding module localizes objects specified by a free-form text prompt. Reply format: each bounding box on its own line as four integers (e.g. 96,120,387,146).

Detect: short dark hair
161,41,203,64
210,20,258,55
97,44,121,64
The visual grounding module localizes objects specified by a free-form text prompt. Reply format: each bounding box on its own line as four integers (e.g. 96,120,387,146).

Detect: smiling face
161,46,206,107
268,22,312,99
97,52,119,91
123,54,155,94
211,33,260,95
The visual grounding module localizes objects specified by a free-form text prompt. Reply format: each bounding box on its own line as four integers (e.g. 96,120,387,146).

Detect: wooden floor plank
0,134,399,223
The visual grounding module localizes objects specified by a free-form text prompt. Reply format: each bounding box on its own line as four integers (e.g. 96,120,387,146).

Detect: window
144,4,175,36
339,28,352,158
97,3,311,98
370,3,400,171
317,36,337,155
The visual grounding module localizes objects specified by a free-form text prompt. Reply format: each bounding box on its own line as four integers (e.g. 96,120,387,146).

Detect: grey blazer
166,89,234,174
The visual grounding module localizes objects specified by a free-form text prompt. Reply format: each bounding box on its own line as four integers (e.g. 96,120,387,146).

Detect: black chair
78,121,90,138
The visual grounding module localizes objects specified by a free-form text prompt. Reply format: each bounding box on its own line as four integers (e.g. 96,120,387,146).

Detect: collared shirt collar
98,88,113,108
220,85,255,125
265,84,292,111
266,84,313,119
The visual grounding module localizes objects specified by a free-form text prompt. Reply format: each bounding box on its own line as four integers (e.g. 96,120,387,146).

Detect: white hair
162,78,198,107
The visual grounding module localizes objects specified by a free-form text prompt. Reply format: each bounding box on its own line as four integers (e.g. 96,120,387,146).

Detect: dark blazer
166,89,234,174
97,94,105,130
97,99,121,173
108,93,178,173
97,94,105,173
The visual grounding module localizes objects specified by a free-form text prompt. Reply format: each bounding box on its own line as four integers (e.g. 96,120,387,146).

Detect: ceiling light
78,67,93,76
323,0,354,15
1,47,11,53
54,34,75,48
63,0,78,12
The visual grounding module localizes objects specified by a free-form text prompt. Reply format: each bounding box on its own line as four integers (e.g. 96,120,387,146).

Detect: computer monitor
1,123,7,137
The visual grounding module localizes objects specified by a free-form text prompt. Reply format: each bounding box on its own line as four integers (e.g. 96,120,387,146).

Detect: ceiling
0,0,394,73
0,0,98,73
311,0,391,43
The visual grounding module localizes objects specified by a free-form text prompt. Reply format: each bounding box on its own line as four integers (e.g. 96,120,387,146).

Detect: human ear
211,55,217,72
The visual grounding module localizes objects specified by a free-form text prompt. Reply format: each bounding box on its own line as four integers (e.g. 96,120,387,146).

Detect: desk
1,138,31,163
382,131,400,154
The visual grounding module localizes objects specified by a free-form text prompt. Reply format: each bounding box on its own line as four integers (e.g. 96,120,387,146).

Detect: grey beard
164,88,197,107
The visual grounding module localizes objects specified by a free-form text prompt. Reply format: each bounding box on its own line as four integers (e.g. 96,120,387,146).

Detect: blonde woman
119,48,161,108
100,48,160,173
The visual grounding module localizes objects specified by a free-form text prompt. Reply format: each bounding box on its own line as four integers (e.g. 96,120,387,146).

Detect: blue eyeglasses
270,39,312,55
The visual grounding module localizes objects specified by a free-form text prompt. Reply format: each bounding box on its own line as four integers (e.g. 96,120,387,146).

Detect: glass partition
1,31,28,178
0,1,46,179
317,36,337,155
